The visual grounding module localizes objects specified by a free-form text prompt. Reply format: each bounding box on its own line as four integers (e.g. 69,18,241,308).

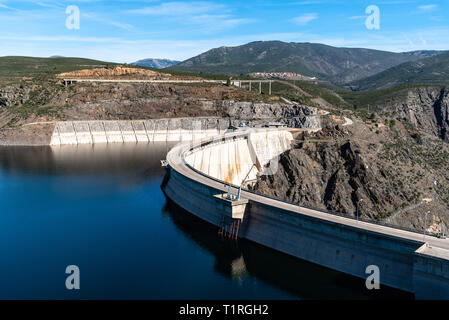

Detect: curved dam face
162,129,449,299
184,129,294,185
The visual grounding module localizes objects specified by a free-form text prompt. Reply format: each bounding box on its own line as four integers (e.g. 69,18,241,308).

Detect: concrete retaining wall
50,118,229,146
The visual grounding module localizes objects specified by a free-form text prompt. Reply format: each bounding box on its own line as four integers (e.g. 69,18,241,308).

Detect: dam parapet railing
163,128,449,298
180,128,438,238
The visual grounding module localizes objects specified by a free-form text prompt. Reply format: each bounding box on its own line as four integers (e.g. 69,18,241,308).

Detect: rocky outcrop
252,139,410,218
0,85,31,107
56,66,177,80
383,86,449,142
0,79,332,144
251,121,449,231
224,100,325,130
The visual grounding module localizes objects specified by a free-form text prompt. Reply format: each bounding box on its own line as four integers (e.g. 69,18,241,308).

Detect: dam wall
413,245,449,299
183,129,293,185
162,130,449,298
164,168,419,292
49,118,229,146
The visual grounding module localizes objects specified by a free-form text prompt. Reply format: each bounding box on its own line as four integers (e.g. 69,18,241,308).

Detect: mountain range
349,51,449,91
131,58,180,69
4,40,448,92
169,41,446,90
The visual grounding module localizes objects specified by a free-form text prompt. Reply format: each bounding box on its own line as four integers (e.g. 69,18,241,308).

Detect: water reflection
0,143,175,176
163,200,414,300
0,143,414,300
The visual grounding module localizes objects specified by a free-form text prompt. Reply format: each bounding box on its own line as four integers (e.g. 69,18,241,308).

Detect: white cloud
291,13,317,25
348,15,365,20
0,2,18,10
417,4,438,12
290,1,324,4
82,12,135,31
126,1,225,16
125,1,252,33
419,33,427,46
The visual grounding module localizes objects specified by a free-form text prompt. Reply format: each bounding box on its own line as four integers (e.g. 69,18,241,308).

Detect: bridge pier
238,80,272,95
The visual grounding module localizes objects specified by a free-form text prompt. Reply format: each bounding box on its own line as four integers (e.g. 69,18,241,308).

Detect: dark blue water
0,143,412,300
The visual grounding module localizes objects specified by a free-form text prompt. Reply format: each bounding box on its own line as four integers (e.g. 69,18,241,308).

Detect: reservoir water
0,143,412,299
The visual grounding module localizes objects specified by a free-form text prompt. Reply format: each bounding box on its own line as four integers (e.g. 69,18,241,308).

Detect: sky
0,0,448,63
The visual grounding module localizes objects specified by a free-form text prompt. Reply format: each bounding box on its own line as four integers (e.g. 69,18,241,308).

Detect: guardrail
179,130,438,238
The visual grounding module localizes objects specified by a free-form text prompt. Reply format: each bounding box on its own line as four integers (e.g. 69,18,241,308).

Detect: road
62,78,228,84
167,136,449,257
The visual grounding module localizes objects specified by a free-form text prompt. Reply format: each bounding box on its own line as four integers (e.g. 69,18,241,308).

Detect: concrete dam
184,129,294,185
162,128,449,299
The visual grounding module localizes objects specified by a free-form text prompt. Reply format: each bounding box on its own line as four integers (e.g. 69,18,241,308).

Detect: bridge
162,128,449,299
61,78,276,95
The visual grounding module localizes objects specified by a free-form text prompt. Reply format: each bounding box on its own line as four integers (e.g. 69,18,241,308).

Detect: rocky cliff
251,119,449,232
0,79,325,145
223,101,329,129
377,86,449,142
0,79,326,129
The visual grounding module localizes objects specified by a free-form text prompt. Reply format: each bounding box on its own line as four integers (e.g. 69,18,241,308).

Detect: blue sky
0,0,448,63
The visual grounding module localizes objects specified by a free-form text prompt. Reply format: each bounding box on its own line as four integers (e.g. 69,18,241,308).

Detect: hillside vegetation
350,51,449,91
171,41,441,85
0,56,121,85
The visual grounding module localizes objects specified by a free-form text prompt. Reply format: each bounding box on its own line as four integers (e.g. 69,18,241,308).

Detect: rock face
0,81,260,127
253,137,404,218
382,86,449,142
0,79,327,132
0,79,328,144
224,100,324,129
0,86,31,107
251,121,449,231
56,66,178,80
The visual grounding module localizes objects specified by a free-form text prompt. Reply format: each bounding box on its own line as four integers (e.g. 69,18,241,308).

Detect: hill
170,41,441,84
56,66,178,80
349,51,449,91
132,58,180,69
0,56,119,84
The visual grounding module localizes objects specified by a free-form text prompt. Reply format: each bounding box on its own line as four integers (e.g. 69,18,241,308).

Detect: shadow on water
0,143,175,178
162,200,414,300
